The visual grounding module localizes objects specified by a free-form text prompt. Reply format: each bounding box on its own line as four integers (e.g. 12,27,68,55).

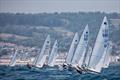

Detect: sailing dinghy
71,25,89,69
87,16,111,73
65,32,79,66
32,35,51,68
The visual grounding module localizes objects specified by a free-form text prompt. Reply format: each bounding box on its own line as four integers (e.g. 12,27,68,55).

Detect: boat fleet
9,16,112,74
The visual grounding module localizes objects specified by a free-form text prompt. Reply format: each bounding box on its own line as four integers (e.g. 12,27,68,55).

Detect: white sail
90,47,108,72
83,46,92,67
33,35,51,67
9,49,18,66
66,32,79,65
48,40,58,67
36,55,48,68
103,44,112,68
32,49,40,65
88,16,109,72
71,25,89,67
90,44,111,72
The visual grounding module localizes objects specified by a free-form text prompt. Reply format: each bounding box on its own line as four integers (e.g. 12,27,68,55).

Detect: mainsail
71,25,89,67
66,32,79,65
48,40,58,67
88,16,109,72
33,35,51,67
9,49,18,66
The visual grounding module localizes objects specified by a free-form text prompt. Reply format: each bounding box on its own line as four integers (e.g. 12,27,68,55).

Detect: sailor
62,63,67,69
26,62,32,69
76,64,83,74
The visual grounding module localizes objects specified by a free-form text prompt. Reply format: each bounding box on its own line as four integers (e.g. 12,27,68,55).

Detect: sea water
0,64,120,80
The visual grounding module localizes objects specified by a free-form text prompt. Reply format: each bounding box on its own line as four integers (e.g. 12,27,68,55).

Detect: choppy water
0,64,120,80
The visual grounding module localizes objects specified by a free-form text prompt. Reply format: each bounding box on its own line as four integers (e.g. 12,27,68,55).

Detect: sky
0,0,120,13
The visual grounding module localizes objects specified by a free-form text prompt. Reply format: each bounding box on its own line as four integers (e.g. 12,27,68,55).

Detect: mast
88,16,109,72
48,40,58,67
66,32,79,65
71,25,89,67
33,35,51,67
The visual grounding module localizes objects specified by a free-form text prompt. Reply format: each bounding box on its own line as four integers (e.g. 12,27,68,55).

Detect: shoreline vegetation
0,12,120,64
